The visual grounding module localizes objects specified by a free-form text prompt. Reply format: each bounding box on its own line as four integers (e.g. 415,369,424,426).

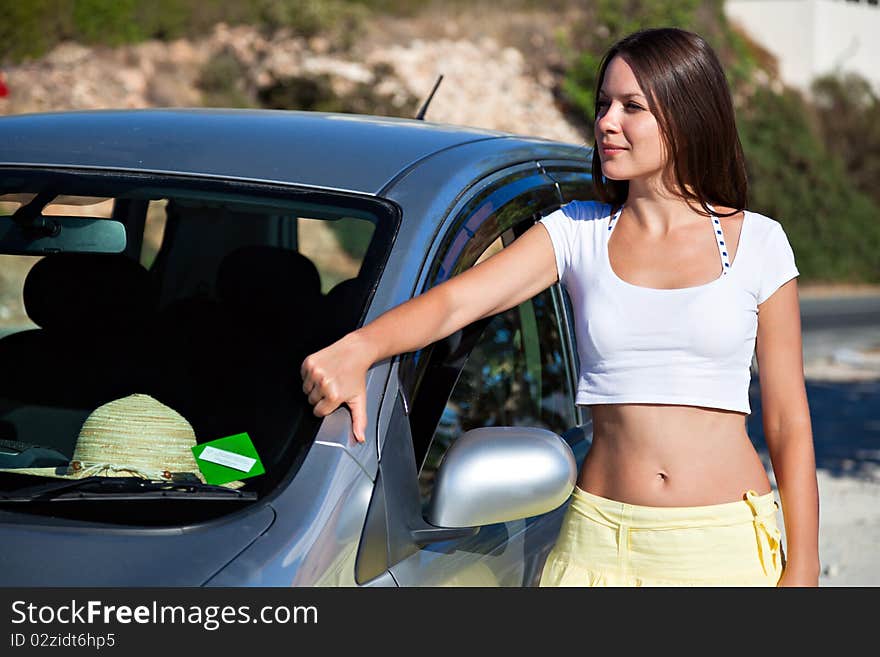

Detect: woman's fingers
346,396,367,443
312,396,336,418
301,356,326,400
301,359,320,384
299,337,370,443
311,394,366,443
308,378,329,407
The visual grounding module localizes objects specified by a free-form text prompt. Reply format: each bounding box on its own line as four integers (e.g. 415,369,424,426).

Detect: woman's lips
601,147,626,155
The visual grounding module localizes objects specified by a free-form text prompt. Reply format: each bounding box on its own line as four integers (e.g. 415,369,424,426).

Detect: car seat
207,245,325,470
0,253,159,458
144,200,294,443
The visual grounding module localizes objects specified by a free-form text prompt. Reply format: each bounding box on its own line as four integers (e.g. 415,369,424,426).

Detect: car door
373,163,592,586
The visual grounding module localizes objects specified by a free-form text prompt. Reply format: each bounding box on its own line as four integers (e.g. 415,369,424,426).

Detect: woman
299,27,820,587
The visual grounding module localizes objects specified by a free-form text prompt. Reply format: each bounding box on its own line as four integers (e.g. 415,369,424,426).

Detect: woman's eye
596,100,643,112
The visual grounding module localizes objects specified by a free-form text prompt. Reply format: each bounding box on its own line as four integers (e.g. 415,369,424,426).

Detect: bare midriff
577,403,771,507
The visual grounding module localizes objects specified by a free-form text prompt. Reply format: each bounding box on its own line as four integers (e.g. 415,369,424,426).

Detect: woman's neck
622,179,706,237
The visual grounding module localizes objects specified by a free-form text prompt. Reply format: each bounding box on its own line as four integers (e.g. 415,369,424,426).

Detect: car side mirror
425,426,576,528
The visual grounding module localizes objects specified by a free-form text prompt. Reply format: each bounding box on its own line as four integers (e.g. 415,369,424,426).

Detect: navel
657,472,669,483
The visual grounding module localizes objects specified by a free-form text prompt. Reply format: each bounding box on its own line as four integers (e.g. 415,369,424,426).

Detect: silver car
0,108,592,586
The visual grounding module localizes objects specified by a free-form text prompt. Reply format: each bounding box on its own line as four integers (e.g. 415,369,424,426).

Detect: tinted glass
545,167,595,205
417,246,575,511
0,169,395,522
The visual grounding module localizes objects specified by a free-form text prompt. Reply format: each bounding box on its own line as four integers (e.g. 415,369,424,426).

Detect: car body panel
204,413,378,587
0,109,512,195
0,505,275,586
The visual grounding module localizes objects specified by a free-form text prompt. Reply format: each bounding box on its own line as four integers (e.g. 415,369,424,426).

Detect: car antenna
415,74,443,120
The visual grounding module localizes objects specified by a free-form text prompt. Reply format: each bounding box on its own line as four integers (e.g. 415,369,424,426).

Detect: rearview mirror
0,216,127,255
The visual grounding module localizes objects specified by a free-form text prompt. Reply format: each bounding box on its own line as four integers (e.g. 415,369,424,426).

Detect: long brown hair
592,28,748,217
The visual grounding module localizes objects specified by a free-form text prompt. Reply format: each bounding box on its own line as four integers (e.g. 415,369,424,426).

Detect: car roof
0,108,574,195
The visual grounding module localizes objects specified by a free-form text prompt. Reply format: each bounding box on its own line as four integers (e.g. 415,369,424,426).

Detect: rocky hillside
0,5,587,145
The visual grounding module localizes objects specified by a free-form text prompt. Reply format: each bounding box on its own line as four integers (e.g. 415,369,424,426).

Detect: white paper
198,446,256,473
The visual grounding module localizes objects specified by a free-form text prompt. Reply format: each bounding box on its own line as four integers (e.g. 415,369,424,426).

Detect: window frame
0,166,403,499
540,162,597,428
394,162,578,484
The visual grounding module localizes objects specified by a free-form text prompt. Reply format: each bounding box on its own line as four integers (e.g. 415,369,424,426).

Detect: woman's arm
755,277,820,586
356,221,560,367
300,221,560,441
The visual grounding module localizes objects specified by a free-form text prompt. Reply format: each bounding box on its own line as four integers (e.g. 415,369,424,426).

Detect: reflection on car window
418,248,575,512
298,216,374,293
140,200,168,270
0,253,40,334
42,196,114,217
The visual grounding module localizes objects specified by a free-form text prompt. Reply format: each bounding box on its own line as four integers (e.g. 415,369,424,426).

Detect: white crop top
538,200,800,414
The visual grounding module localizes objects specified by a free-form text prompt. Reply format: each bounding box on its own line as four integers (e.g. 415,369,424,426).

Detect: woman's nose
596,105,620,134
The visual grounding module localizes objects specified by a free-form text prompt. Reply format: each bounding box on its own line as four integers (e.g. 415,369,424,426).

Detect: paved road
800,294,880,330
798,294,880,365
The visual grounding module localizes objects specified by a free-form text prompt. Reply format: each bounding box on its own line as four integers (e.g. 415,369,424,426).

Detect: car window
416,234,576,513
0,170,396,521
298,215,375,293
543,166,595,206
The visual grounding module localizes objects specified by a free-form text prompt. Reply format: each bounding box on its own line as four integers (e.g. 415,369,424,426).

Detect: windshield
0,168,396,523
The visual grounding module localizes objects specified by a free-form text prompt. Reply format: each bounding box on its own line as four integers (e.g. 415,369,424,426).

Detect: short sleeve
538,205,577,284
757,222,799,305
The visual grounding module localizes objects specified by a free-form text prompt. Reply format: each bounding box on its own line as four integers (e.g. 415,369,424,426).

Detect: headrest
317,277,369,345
325,277,368,304
23,254,157,332
216,246,323,317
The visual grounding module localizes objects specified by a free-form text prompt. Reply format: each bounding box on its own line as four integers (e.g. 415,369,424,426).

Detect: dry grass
798,283,880,299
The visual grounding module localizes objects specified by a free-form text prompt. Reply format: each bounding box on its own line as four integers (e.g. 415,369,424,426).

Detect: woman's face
594,55,668,185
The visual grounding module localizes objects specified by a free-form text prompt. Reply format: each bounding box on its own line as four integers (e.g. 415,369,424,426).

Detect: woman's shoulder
560,199,614,223
741,207,790,240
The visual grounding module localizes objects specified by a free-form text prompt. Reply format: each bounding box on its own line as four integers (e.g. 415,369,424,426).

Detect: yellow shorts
539,486,785,587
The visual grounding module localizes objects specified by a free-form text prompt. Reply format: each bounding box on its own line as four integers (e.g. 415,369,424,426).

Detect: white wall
725,0,880,94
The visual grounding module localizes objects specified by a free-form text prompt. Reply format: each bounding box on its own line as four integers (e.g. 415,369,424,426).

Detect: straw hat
0,394,238,486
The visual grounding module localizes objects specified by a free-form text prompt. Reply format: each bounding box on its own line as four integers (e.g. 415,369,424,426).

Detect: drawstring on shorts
743,489,783,578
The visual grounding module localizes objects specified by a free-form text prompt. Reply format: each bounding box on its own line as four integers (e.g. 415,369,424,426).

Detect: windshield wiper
0,476,257,502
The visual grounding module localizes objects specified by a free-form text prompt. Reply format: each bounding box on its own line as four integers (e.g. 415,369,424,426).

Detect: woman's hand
300,331,375,443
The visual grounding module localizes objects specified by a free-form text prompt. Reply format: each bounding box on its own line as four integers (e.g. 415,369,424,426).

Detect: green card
192,432,265,486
